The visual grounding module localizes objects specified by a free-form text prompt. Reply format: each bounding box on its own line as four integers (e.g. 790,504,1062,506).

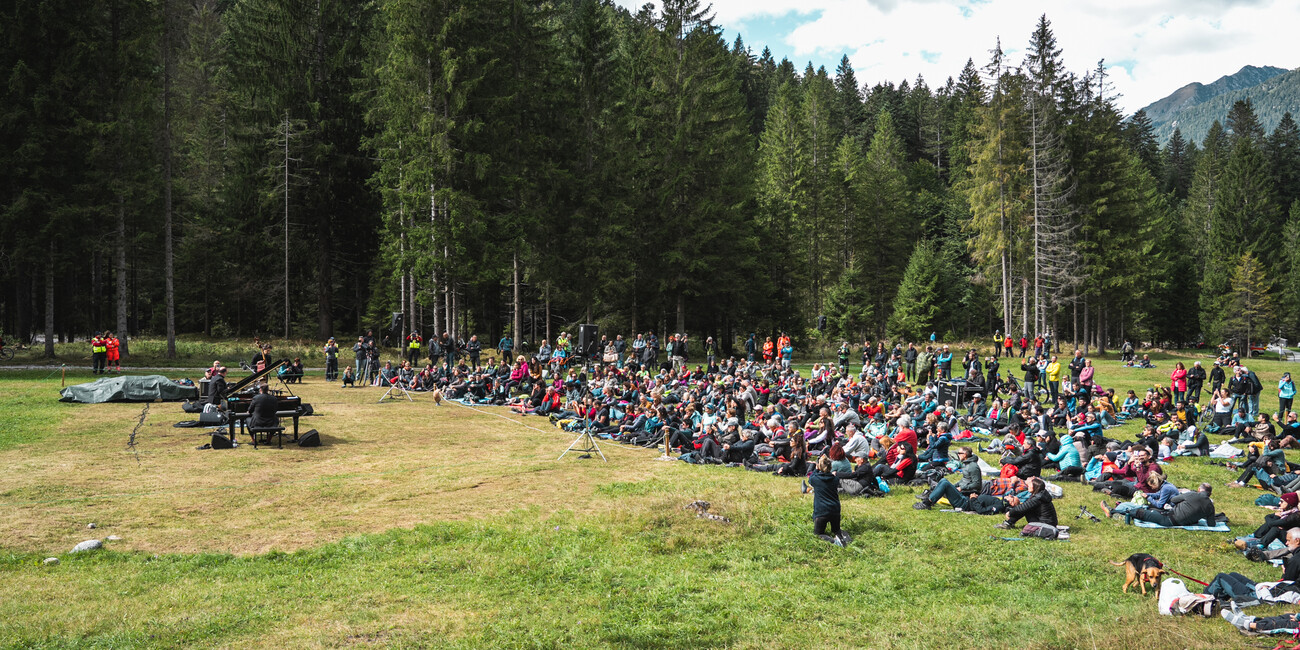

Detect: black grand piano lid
226,358,291,394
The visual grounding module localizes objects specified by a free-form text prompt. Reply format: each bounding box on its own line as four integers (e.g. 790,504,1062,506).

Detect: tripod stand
378,376,414,403
558,415,606,462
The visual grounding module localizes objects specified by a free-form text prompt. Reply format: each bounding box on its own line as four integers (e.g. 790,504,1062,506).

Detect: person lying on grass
1223,530,1300,633
1100,482,1215,527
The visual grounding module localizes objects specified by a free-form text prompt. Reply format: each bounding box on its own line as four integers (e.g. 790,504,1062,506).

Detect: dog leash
1165,568,1209,586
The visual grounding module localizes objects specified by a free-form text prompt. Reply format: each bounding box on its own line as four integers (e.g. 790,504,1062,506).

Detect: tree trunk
162,0,176,357
44,253,55,358
282,112,291,339
545,283,551,342
676,293,685,335
318,230,332,337
512,250,522,343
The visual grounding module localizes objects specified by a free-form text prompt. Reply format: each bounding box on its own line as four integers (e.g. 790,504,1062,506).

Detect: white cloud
618,0,1300,113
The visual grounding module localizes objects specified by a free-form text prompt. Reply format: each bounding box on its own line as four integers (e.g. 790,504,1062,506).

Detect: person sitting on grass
1229,439,1291,490
1000,430,1043,479
1044,433,1082,481
1173,424,1209,457
747,432,808,476
804,455,850,546
995,476,1057,530
914,446,981,510
872,442,917,483
1092,446,1162,498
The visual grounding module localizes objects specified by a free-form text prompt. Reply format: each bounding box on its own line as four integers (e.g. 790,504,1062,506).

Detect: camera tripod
558,416,606,462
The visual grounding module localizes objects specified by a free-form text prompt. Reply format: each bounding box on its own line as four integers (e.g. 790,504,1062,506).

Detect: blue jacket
1045,436,1081,470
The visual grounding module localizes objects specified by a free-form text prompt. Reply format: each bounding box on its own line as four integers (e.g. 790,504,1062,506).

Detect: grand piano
222,358,308,447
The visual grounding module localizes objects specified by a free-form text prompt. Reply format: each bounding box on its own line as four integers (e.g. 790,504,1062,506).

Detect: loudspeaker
198,410,226,426
211,433,234,449
388,311,403,332
298,429,321,448
578,324,599,357
817,314,827,332
937,381,963,407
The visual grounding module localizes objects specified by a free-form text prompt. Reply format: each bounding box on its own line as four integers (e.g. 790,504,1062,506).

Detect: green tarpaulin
59,375,198,403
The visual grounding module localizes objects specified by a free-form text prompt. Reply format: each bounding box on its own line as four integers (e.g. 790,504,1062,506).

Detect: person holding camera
322,337,339,381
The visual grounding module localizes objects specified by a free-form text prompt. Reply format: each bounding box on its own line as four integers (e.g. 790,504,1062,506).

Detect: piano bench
248,426,287,449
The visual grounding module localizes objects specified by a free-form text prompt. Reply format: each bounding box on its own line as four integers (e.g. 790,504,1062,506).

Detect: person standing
322,337,339,381
467,335,482,369
986,356,1000,399
916,346,933,384
353,336,369,379
993,331,1002,358
904,343,918,382
1211,362,1227,396
1187,361,1206,404
405,330,423,364
744,333,756,362
105,331,122,372
90,332,107,374
936,346,953,380
497,333,513,363
1045,355,1062,403
1170,361,1188,404
1003,334,1013,359
615,335,628,369
1018,334,1028,358
1068,350,1085,386
762,336,775,364
1280,373,1296,420
1245,366,1264,419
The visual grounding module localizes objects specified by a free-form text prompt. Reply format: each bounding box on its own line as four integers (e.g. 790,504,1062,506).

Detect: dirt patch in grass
0,378,673,555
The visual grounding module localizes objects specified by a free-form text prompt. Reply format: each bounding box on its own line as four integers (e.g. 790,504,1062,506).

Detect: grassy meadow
1,346,1299,648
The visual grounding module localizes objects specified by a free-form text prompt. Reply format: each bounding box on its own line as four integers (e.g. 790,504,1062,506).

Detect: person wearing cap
322,336,339,381
1186,360,1206,404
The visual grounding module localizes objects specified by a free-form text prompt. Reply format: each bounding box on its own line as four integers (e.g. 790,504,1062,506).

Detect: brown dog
1109,553,1165,595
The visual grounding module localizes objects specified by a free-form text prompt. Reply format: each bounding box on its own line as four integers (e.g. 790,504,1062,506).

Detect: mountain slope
1141,66,1299,146
1140,65,1287,126
1148,67,1300,146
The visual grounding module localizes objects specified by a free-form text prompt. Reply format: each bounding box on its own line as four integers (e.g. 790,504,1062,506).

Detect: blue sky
616,0,1300,113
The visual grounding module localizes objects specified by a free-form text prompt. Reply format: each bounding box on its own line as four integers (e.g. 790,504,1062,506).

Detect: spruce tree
887,241,944,341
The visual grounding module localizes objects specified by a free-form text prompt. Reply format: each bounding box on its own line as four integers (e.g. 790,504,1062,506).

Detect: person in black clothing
207,367,229,408
1187,361,1206,404
904,343,918,382
1210,362,1227,396
804,455,849,545
466,335,482,369
247,382,280,433
985,356,1000,399
1117,483,1215,527
997,476,1057,529
1068,350,1085,385
1002,438,1043,479
1021,356,1040,393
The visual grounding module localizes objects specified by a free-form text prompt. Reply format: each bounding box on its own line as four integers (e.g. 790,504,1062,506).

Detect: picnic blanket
1132,518,1230,531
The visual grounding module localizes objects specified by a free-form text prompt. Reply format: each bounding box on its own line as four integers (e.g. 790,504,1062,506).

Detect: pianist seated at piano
248,382,280,432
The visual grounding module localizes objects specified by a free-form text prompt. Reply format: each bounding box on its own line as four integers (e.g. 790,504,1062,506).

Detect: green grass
1,345,1299,647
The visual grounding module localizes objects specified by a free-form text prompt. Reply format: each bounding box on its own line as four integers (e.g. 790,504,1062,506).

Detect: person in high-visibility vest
105,331,122,372
90,332,108,374
405,331,423,364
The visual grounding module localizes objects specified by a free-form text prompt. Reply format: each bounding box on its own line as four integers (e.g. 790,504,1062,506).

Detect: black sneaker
837,531,853,545
1246,547,1266,563
913,501,932,510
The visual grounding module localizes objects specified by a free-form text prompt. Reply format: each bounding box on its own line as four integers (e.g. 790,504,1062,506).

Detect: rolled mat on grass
1131,519,1231,531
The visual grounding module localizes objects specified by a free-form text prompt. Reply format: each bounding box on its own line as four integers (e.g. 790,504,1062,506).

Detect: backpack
1020,522,1059,539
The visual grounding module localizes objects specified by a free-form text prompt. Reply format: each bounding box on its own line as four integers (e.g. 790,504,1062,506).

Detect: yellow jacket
1046,361,1063,382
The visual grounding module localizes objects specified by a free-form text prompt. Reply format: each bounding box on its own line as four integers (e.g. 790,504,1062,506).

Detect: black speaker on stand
578,324,599,357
